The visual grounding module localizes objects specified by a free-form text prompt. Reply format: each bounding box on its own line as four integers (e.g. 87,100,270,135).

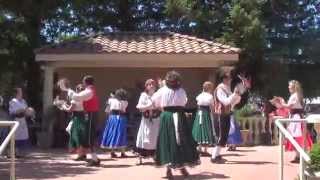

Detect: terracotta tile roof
35,32,240,54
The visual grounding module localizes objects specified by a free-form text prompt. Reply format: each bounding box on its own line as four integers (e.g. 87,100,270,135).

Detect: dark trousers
214,113,231,146
87,112,98,150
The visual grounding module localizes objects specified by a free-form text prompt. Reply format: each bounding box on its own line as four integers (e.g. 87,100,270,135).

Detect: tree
222,0,266,94
0,0,66,109
165,0,232,38
264,0,320,64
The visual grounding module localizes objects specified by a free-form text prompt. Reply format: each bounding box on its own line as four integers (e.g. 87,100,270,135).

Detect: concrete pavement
0,146,299,180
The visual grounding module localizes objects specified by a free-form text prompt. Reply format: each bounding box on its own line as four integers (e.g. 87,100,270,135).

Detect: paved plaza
0,146,299,180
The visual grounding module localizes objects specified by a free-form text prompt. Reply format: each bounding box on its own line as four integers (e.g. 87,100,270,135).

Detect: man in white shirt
211,67,241,163
60,76,101,167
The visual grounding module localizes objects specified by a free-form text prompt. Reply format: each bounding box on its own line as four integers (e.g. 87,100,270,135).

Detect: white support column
42,66,54,113
38,65,55,148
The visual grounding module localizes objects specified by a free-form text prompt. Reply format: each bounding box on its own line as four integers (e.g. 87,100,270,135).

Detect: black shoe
227,146,236,151
74,155,86,161
290,157,299,164
120,153,128,158
110,152,117,158
87,159,101,167
200,151,211,157
165,169,173,179
210,156,226,164
180,168,189,177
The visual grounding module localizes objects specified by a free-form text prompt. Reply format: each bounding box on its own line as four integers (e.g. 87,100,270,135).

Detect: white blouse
68,87,93,102
151,86,187,107
288,93,303,109
9,98,27,116
136,92,153,111
108,98,128,112
216,83,240,106
70,99,84,111
196,92,213,106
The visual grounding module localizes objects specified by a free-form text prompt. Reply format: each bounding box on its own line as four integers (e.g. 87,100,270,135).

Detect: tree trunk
24,16,42,112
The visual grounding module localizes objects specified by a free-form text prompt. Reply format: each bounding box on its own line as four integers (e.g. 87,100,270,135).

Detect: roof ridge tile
35,31,240,55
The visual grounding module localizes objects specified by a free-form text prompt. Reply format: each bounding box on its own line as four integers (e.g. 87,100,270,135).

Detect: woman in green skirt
151,71,199,179
60,84,90,161
192,81,215,155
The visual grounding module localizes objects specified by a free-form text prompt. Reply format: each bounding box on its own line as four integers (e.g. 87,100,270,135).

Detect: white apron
9,99,29,140
14,117,29,140
136,116,160,150
287,113,302,138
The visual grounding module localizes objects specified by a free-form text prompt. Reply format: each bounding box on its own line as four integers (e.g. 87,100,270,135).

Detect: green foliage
223,0,265,51
0,0,320,112
165,0,194,17
234,104,256,118
309,143,320,172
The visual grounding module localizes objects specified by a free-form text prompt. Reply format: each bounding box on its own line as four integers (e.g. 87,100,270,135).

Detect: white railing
275,115,320,180
0,121,19,180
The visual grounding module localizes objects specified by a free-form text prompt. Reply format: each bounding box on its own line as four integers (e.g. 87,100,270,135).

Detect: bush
234,104,256,118
309,143,320,172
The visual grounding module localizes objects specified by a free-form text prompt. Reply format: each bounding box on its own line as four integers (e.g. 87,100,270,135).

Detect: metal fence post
279,131,283,180
300,154,306,180
10,126,15,180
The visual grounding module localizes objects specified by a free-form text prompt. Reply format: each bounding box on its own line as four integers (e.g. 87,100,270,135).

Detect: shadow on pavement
234,149,257,152
222,153,246,157
0,149,102,180
226,160,274,165
0,159,101,179
172,171,230,180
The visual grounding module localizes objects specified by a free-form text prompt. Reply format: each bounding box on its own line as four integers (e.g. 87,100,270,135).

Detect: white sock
211,146,221,159
86,153,99,161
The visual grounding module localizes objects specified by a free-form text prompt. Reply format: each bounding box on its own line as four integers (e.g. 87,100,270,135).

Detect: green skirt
156,111,200,168
69,114,89,151
192,110,215,145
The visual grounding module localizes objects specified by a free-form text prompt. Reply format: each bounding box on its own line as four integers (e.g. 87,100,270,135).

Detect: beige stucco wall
55,67,217,128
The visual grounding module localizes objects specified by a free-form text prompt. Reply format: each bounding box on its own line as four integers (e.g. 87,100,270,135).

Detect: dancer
227,73,251,151
192,81,215,155
227,115,242,151
60,84,91,161
101,88,129,158
60,76,101,166
9,87,34,157
54,78,73,135
281,80,312,163
211,67,241,163
152,71,199,179
135,79,161,165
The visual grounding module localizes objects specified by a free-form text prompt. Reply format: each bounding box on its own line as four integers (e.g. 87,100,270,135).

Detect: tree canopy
0,0,320,110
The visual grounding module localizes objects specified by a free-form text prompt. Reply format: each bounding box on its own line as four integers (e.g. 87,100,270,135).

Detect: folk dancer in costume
135,79,161,165
54,78,73,135
192,81,215,156
227,73,252,151
9,87,35,157
101,88,129,158
60,76,101,166
58,84,93,162
268,96,290,144
211,67,241,163
151,71,199,179
281,80,313,163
